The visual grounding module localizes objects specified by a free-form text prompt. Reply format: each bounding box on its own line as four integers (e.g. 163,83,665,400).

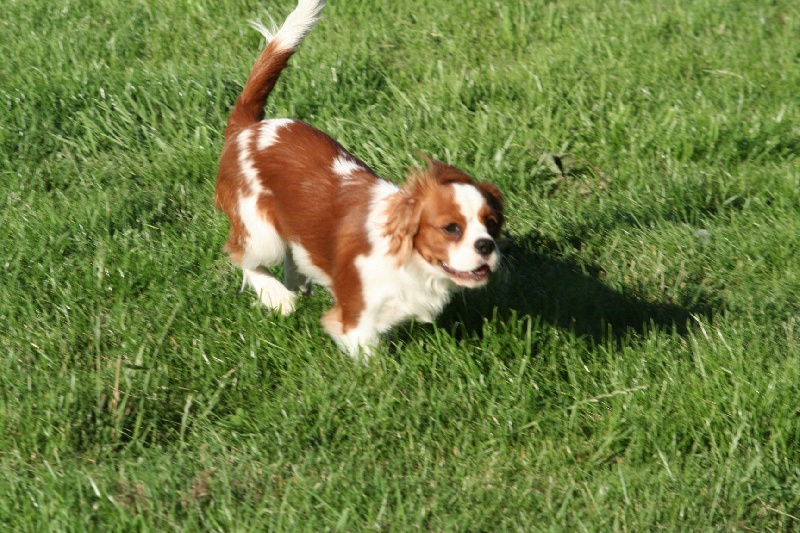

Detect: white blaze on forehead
332,154,364,177
257,118,293,151
451,183,487,225
447,183,495,273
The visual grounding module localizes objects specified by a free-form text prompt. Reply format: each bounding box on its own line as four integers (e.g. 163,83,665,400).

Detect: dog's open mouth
440,262,491,283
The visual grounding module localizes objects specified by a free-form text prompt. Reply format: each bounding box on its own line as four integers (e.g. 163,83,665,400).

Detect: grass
2,0,799,529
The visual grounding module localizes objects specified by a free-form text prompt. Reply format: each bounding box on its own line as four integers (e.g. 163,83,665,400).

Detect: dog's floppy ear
478,182,504,210
478,181,504,238
383,189,423,266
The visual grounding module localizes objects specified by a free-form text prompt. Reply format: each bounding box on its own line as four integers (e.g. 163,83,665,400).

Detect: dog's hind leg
283,247,313,296
236,205,298,316
242,265,298,316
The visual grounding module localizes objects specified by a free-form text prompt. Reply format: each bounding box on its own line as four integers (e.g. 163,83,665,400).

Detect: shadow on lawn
437,232,720,344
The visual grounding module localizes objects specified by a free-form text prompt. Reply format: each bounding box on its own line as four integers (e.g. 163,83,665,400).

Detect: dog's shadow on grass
433,232,719,344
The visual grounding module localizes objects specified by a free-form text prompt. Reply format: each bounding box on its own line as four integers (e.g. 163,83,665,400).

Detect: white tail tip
252,0,326,52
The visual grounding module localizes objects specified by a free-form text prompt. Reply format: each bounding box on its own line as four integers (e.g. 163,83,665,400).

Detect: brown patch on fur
214,153,245,263
413,182,466,269
330,224,371,332
243,121,374,333
214,129,260,266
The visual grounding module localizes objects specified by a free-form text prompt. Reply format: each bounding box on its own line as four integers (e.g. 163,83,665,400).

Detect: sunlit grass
1,0,799,529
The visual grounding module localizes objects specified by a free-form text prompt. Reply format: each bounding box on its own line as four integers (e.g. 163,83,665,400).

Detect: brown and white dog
214,0,504,358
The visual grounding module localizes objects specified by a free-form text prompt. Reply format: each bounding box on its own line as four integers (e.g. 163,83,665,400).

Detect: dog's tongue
441,261,490,281
456,265,489,280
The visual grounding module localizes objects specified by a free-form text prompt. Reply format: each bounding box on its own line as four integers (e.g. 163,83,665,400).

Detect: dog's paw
258,290,298,316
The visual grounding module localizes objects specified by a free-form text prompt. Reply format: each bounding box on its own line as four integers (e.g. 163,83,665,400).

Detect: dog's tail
225,0,326,137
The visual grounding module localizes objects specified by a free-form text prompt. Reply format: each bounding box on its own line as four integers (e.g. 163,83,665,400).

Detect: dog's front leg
320,304,378,362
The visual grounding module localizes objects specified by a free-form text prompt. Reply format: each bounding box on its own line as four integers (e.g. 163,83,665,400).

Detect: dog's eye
442,223,462,238
485,217,499,234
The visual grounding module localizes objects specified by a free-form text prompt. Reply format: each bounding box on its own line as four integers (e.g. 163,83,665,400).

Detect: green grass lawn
2,0,799,529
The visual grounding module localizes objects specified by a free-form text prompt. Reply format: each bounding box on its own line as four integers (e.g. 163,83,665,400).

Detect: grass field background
2,0,799,529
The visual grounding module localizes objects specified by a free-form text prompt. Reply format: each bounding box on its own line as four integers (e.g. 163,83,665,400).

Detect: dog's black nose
474,238,495,257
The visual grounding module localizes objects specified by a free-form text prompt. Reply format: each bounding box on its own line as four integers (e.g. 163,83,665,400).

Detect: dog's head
384,158,504,288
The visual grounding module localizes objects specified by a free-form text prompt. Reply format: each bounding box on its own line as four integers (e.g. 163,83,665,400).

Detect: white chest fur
355,252,455,333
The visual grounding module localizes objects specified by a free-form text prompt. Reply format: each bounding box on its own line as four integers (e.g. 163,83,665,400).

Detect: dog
214,0,504,358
